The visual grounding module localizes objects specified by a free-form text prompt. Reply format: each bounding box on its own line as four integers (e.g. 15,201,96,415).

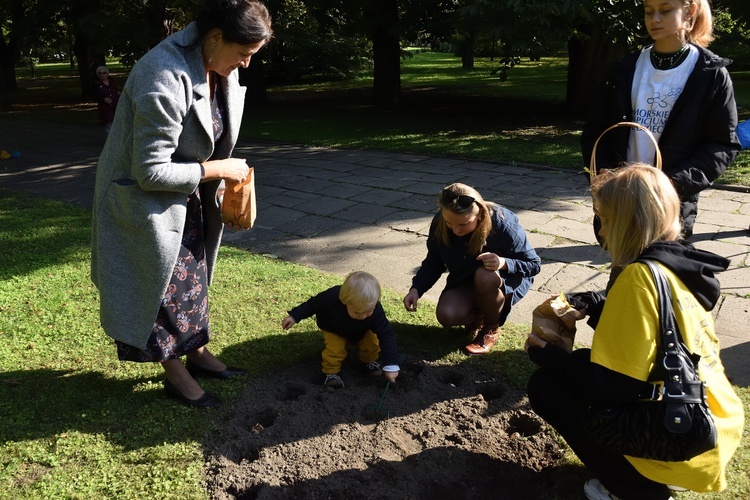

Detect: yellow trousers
321,329,380,375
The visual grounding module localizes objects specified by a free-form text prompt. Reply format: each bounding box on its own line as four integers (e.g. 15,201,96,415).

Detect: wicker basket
589,121,662,180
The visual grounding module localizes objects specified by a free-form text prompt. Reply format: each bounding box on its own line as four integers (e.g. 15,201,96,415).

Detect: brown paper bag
221,167,256,229
530,294,582,353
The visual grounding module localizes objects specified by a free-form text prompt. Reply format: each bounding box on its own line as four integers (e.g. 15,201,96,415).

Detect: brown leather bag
221,167,256,229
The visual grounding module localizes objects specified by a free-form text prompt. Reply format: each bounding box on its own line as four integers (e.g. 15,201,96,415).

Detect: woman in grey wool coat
91,0,272,408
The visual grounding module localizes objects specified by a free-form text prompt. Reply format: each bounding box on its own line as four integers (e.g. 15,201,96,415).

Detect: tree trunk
0,38,18,95
240,57,268,107
73,33,106,101
369,0,400,110
0,0,25,94
461,33,474,70
566,23,629,119
69,34,76,69
0,64,10,110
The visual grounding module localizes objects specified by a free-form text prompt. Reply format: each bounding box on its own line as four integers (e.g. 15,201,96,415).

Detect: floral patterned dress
117,78,226,362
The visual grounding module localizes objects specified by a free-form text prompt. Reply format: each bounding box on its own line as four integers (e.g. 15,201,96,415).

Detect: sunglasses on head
440,189,475,211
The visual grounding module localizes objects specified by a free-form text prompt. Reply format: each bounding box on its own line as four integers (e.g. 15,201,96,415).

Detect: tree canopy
1,0,747,114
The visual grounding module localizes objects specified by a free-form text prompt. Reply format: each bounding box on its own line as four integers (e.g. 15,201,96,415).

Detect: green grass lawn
1,185,749,498
242,50,750,184
8,52,750,186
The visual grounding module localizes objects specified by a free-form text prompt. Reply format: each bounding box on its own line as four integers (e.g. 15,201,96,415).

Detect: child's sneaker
583,478,673,500
583,479,619,500
323,373,344,388
363,361,383,377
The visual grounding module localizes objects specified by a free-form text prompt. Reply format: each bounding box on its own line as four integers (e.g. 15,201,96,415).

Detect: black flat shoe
164,379,222,408
185,360,247,380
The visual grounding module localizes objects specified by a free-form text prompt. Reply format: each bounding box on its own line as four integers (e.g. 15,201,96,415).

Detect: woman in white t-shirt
582,0,740,240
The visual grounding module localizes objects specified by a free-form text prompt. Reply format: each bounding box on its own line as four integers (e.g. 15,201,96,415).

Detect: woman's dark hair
195,0,273,45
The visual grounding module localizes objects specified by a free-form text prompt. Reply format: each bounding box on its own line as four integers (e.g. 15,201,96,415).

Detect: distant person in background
582,0,740,240
403,183,540,355
91,0,272,408
94,66,119,135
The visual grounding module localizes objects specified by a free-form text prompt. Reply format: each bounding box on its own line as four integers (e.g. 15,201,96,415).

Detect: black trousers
527,366,672,500
679,199,698,239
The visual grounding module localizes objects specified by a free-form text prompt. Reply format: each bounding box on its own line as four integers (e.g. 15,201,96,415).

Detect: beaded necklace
650,44,689,71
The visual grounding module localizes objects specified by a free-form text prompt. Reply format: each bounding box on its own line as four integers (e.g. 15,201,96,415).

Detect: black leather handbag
588,260,718,462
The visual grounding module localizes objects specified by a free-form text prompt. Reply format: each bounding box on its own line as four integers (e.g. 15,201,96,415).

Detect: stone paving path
1,118,749,384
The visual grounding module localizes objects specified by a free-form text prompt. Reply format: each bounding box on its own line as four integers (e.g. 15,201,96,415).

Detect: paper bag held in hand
221,167,256,229
531,293,582,353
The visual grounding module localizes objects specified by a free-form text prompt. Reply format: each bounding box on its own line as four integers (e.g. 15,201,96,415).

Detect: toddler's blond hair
339,271,381,311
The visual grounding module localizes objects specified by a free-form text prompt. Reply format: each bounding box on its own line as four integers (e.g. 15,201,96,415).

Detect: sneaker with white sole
584,479,673,500
363,361,383,377
584,479,620,500
323,373,344,388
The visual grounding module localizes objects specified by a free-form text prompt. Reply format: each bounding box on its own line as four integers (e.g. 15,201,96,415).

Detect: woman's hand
403,289,419,311
549,294,586,322
281,316,296,330
202,158,250,183
477,252,506,272
383,370,399,383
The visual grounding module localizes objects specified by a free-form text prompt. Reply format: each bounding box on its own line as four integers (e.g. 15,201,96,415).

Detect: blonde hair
436,182,497,256
591,165,681,267
685,0,713,47
339,271,381,311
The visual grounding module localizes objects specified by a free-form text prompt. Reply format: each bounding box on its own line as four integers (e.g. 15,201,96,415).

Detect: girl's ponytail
687,0,714,47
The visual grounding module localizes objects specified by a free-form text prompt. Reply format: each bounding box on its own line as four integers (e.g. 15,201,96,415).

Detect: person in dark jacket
526,165,743,500
282,271,401,389
403,182,541,355
94,66,119,135
582,0,740,240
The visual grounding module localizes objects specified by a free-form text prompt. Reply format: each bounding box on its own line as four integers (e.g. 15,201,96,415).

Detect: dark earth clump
202,358,587,499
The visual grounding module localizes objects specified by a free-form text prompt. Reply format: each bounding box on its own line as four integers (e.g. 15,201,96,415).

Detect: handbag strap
645,260,684,383
641,259,708,432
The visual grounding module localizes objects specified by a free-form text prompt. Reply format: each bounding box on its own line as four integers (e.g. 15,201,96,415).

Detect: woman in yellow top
525,165,743,500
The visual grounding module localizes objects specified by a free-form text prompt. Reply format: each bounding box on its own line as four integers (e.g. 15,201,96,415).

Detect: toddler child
282,271,401,388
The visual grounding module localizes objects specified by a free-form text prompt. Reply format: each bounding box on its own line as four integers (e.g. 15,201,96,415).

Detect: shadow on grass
0,369,165,447
0,189,92,280
0,329,317,450
722,341,750,388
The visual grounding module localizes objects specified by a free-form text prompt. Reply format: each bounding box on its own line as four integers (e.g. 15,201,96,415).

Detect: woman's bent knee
474,267,503,287
436,310,462,328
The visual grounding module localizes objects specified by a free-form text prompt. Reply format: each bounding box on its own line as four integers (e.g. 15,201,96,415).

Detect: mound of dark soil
202,358,583,499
